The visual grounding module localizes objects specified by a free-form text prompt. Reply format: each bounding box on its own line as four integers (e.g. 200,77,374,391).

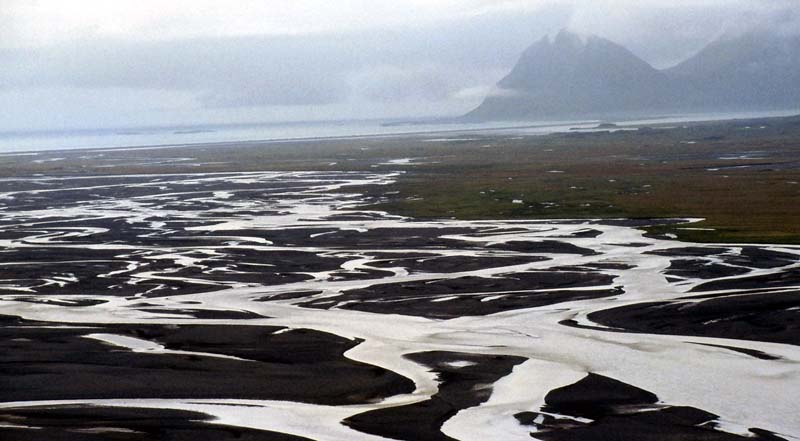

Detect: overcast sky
1,0,796,131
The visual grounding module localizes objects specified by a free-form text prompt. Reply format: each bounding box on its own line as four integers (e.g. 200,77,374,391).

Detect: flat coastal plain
0,114,799,440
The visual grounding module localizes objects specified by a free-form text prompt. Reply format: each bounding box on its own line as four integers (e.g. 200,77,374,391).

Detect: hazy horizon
2,0,798,132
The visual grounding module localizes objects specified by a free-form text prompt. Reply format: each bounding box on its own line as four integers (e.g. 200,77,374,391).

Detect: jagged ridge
466,29,800,121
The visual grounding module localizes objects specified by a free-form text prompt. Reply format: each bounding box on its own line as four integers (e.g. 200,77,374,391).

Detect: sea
0,109,797,154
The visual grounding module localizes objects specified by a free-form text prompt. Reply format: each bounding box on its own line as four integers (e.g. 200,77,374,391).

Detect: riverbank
1,113,798,244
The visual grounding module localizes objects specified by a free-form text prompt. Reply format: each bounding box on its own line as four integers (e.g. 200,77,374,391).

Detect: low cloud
352,65,465,103
452,85,521,100
0,1,796,130
564,0,800,68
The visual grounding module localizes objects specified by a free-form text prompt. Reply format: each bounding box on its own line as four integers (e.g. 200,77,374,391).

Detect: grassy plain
3,114,799,244
368,116,800,244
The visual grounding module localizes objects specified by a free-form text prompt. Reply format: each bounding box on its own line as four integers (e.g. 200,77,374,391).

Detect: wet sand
0,168,797,440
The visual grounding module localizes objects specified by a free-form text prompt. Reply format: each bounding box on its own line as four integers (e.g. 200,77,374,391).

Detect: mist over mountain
667,30,800,110
466,29,800,121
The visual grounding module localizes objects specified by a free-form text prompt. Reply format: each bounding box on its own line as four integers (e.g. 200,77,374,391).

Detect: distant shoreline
1,109,797,155
2,112,799,244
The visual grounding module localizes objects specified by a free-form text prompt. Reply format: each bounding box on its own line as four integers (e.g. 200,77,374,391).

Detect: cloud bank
1,0,797,130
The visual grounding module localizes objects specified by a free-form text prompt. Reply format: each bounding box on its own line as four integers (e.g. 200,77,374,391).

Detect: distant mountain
666,31,800,111
465,29,800,121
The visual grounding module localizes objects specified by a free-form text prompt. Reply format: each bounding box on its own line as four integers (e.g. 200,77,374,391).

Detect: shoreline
1,109,797,156
0,113,798,244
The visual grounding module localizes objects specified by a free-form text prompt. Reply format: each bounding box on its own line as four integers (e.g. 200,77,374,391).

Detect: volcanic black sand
0,315,413,404
0,406,313,441
588,290,800,346
345,351,527,441
516,374,787,441
0,118,798,440
302,272,623,319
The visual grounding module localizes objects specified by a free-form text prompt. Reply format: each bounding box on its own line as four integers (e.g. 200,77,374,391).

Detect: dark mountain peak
495,28,661,94
553,29,586,49
465,28,800,122
668,30,800,78
536,33,551,46
662,30,800,110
